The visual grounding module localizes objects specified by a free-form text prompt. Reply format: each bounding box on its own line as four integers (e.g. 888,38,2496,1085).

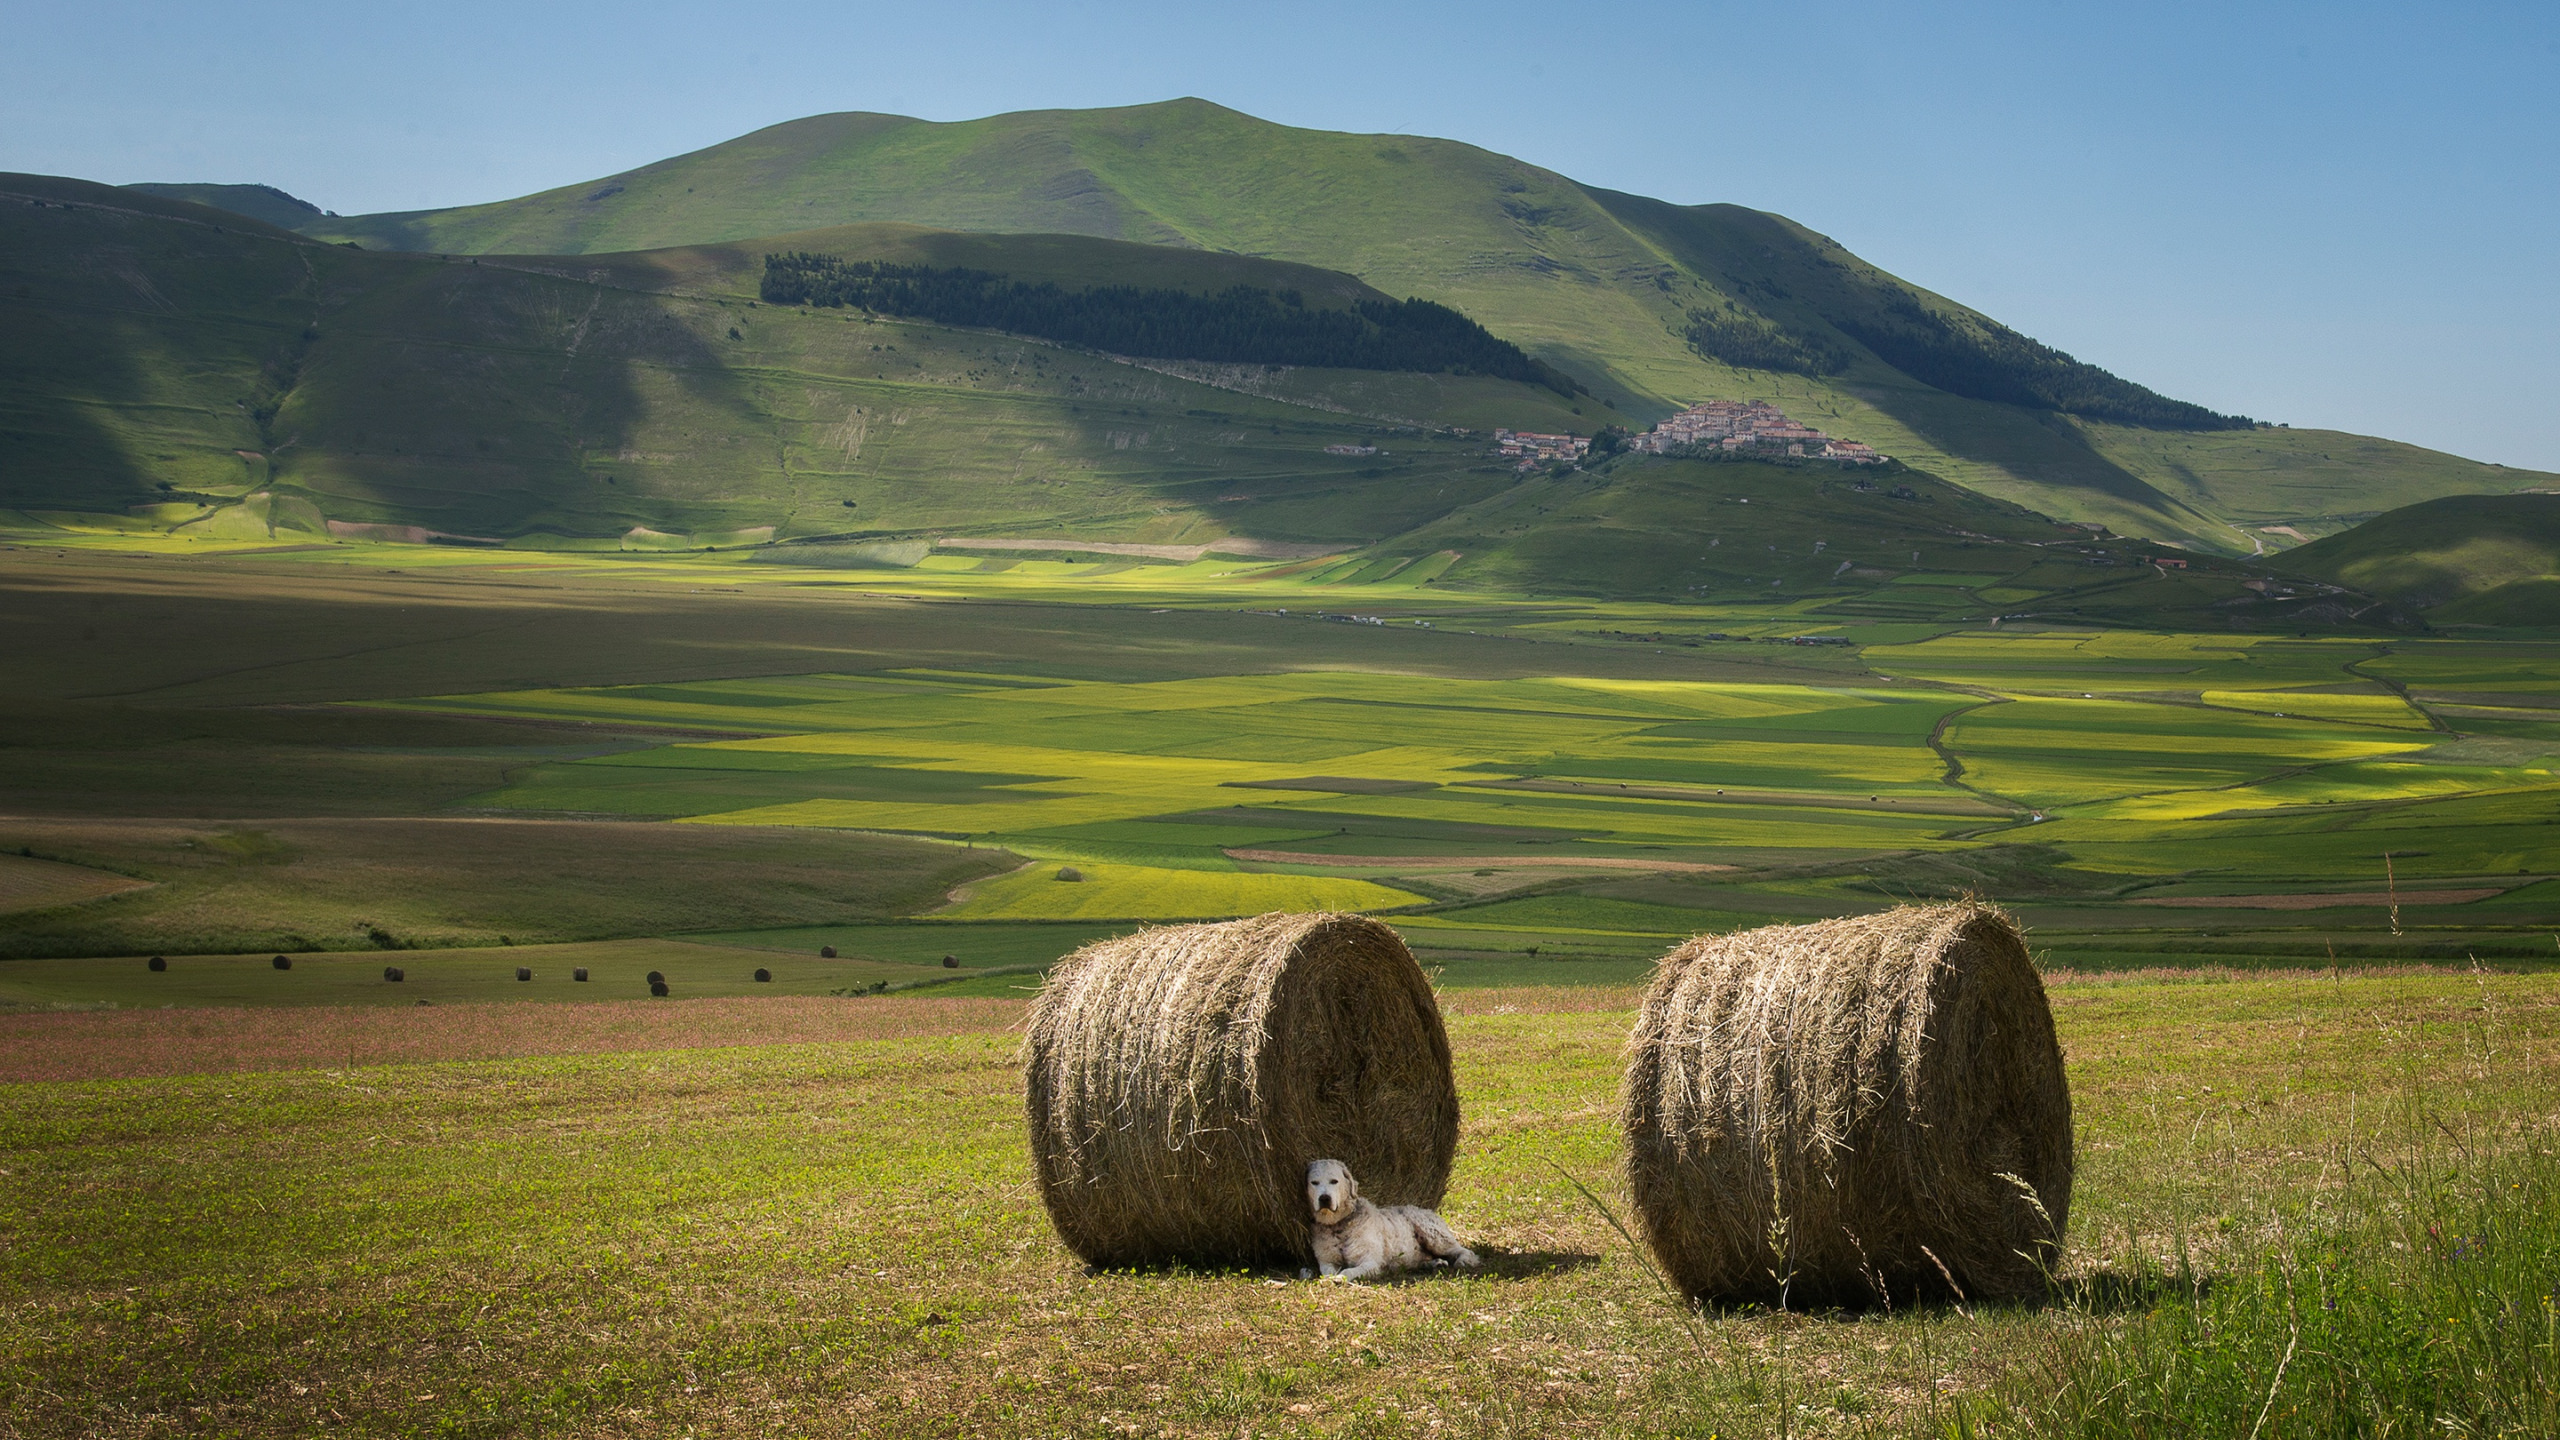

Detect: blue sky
7,0,2554,470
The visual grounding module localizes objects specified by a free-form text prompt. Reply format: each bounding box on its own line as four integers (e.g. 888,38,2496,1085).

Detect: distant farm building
1494,429,1590,466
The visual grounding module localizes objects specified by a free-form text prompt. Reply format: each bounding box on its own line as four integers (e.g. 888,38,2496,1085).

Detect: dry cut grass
0,995,1027,1083
2,972,2557,1438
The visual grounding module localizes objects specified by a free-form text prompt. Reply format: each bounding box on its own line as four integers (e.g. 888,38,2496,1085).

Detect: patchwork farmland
5,536,2559,1438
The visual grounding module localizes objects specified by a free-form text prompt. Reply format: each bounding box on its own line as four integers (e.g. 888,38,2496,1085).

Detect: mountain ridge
259,98,2533,552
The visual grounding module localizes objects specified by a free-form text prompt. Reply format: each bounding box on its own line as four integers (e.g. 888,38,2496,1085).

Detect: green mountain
125,182,329,231
2278,494,2560,625
1,173,1613,548
280,98,2545,551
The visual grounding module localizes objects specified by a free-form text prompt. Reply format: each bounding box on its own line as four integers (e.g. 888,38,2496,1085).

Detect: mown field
4,971,2555,1438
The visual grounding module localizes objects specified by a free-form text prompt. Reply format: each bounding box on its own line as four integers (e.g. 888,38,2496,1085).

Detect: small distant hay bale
573,967,589,982
819,945,838,959
271,954,291,971
754,967,772,983
147,956,166,972
1023,911,1458,1269
515,966,532,982
645,970,666,985
1623,903,2072,1306
1055,866,1085,883
383,966,404,982
649,980,670,997
942,954,960,969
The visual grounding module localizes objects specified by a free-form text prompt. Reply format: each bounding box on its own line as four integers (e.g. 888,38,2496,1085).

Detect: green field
4,972,2554,1437
3,539,2557,987
7,507,2560,1438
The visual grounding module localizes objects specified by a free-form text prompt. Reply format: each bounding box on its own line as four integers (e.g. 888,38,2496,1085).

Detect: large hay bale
1023,912,1457,1269
1623,903,2072,1306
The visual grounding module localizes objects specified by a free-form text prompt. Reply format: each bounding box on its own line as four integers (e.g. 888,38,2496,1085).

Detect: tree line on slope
1683,261,2250,431
760,254,1583,394
1828,286,2253,430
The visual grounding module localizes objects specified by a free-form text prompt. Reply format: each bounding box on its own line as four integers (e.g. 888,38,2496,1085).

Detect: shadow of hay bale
1624,902,2072,1308
1466,1248,1604,1281
1024,912,1458,1270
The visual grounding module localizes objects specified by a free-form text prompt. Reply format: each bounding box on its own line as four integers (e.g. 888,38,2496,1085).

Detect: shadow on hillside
1844,376,2197,523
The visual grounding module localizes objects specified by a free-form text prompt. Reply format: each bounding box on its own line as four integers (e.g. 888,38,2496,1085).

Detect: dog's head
1306,1158,1359,1223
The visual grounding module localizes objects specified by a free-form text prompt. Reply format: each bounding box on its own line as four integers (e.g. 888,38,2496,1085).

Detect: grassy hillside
1,175,1613,546
124,182,330,230
2278,493,2560,624
288,99,2548,549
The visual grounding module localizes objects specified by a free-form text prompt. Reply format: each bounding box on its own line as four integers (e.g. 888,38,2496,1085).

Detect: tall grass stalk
2008,1087,2560,1435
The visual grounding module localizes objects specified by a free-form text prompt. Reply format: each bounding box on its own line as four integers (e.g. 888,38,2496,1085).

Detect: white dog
1304,1158,1481,1282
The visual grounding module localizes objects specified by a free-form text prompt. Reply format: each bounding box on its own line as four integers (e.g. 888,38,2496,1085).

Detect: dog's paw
1453,1249,1483,1269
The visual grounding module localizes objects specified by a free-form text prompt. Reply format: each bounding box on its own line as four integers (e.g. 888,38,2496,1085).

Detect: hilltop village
1492,399,1884,469
1629,399,1884,462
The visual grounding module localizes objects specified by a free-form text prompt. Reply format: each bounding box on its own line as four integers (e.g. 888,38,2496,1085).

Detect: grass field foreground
3,971,2555,1438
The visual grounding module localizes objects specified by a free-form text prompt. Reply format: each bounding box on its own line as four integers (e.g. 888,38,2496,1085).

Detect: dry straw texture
1023,912,1457,1268
1624,903,2072,1306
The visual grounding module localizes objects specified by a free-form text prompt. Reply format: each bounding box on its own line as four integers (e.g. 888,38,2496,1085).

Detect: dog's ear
1341,1167,1360,1201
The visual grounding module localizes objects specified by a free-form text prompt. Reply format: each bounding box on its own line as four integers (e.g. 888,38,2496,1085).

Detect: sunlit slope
0,177,1594,542
2278,494,2560,625
288,100,2549,548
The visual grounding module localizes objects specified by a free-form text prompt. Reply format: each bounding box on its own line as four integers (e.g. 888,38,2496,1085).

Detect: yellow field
935,861,1424,920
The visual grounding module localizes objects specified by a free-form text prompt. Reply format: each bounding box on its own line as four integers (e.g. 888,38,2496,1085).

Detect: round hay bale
147,955,166,972
1623,903,2072,1307
754,967,772,983
271,954,292,971
1023,911,1457,1269
819,945,838,959
942,954,960,969
649,979,670,998
573,967,589,982
383,966,404,982
1055,866,1084,883
645,970,665,985
515,966,532,982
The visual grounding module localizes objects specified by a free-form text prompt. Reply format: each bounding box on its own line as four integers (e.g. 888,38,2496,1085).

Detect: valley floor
5,534,2558,985
5,536,2559,1436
